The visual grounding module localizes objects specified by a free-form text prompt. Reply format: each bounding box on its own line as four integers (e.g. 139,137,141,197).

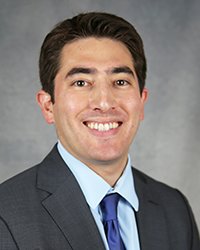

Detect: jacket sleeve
0,217,18,250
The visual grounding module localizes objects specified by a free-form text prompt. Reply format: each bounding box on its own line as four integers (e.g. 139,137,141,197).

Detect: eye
74,80,87,87
115,79,129,86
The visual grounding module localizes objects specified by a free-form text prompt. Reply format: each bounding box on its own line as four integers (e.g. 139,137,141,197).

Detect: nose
89,81,117,112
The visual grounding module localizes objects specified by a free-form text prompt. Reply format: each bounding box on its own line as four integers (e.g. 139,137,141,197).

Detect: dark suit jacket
0,145,199,250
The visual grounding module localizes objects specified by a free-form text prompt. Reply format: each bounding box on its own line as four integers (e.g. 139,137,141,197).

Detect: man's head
37,12,148,176
39,12,147,103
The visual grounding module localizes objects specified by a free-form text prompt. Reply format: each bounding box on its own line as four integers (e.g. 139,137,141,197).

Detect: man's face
38,37,147,169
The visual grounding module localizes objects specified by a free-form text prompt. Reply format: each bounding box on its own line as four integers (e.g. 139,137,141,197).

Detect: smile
84,122,121,132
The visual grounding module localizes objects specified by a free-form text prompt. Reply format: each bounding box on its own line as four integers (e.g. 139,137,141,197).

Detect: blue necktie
100,193,125,250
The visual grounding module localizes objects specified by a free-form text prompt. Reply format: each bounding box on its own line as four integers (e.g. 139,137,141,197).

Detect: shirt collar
57,141,139,211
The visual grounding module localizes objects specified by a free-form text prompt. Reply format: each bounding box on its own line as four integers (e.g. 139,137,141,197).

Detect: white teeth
104,123,109,131
113,122,118,129
99,124,104,131
94,123,98,130
86,122,120,131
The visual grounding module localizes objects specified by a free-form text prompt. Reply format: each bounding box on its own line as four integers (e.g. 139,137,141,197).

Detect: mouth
83,121,122,132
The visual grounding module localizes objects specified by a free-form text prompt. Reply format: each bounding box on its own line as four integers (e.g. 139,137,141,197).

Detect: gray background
0,0,199,229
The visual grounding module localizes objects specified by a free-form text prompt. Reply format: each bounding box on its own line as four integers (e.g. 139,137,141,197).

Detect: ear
139,87,148,121
36,90,55,124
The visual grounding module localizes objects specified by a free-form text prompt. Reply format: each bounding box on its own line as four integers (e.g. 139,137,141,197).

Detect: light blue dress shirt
57,141,140,250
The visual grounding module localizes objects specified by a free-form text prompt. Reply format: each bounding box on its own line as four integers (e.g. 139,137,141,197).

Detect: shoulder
0,144,60,202
0,144,69,215
133,167,185,199
0,164,38,192
133,167,198,231
0,164,40,212
133,168,200,248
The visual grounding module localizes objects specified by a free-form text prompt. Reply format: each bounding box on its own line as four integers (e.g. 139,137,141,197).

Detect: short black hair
39,12,147,102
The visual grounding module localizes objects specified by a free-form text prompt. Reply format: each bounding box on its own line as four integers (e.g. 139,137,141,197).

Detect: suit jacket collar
133,168,171,250
36,145,105,250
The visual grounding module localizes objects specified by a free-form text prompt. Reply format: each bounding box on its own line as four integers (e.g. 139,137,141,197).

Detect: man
0,12,199,250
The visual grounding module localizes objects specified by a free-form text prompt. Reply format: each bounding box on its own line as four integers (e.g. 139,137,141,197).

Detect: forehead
59,37,134,69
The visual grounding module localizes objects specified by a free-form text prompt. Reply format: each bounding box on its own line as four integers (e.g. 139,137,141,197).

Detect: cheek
65,94,87,113
125,98,144,122
55,93,88,122
124,95,142,111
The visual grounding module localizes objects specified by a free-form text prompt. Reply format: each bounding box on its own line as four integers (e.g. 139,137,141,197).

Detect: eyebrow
65,66,135,78
66,67,97,78
110,66,134,76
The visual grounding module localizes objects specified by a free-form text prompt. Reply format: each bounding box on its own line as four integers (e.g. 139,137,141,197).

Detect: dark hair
39,12,147,102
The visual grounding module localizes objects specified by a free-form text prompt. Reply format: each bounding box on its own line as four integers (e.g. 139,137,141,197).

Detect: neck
84,157,128,187
58,140,128,186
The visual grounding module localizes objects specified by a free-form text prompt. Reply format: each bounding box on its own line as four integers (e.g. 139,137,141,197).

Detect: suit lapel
36,145,171,249
37,145,105,250
133,169,170,250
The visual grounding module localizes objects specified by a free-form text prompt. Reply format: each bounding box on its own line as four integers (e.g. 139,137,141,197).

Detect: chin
89,151,126,165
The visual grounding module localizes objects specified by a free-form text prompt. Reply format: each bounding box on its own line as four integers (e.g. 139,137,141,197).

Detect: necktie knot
100,193,120,221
